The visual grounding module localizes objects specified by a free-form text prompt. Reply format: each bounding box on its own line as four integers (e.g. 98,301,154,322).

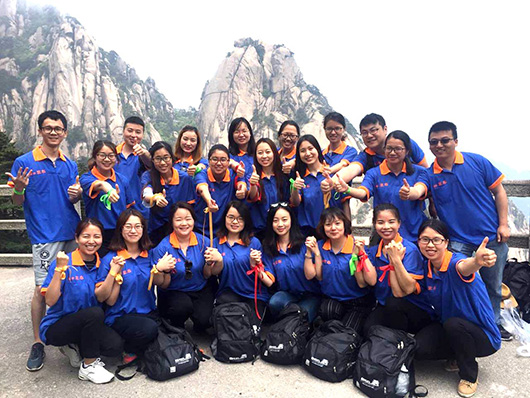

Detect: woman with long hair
173,125,208,177
227,117,257,181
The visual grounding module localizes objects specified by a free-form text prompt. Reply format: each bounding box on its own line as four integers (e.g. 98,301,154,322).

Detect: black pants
45,306,123,359
319,294,375,335
158,278,217,331
363,296,433,336
216,289,267,327
415,317,498,383
98,229,115,258
111,312,159,355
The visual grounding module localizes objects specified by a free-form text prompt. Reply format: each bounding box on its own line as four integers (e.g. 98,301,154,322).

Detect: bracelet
109,270,123,285
305,254,312,259
55,266,68,280
346,187,352,195
13,187,25,195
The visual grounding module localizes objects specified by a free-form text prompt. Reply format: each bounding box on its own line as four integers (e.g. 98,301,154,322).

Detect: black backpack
261,303,311,365
303,319,362,382
353,325,419,398
210,302,261,363
503,259,530,321
141,319,208,381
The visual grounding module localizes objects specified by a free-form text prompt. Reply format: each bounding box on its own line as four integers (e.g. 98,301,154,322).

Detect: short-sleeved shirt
319,235,369,301
263,244,321,295
39,249,101,343
174,156,209,174
248,173,290,232
232,150,254,182
424,250,501,350
278,147,296,163
96,249,156,325
359,160,427,241
323,141,358,168
352,139,426,174
115,142,149,219
214,236,274,302
8,147,80,244
140,168,196,233
80,168,135,230
417,151,504,246
153,232,210,292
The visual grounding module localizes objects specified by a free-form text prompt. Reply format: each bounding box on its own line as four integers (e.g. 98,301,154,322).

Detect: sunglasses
184,260,193,280
428,137,454,146
270,202,289,209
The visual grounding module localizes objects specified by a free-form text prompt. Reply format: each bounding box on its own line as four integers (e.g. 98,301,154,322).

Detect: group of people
7,109,510,397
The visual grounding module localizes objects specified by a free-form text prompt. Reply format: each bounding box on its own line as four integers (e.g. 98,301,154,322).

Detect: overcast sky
30,0,530,178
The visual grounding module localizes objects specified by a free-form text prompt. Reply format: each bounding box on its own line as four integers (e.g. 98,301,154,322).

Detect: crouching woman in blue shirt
414,219,500,398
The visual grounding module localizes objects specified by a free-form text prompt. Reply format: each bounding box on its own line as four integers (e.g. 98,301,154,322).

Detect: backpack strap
114,357,140,381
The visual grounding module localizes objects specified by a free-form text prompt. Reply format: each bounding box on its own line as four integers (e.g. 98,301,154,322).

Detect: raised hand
353,240,366,256
235,183,247,199
132,141,148,157
293,171,306,190
155,189,169,207
334,175,349,193
5,167,31,191
305,236,318,253
385,241,406,263
187,164,197,177
249,165,260,186
204,247,222,263
250,248,262,267
236,161,246,178
55,251,69,268
399,178,411,200
207,198,219,212
475,237,497,268
108,183,121,203
67,175,83,200
156,252,177,273
282,157,293,174
110,255,125,274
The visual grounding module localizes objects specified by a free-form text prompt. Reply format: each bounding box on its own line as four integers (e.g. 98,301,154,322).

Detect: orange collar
433,151,464,174
71,248,100,268
322,235,354,254
116,142,125,154
323,141,347,155
169,231,198,249
117,249,148,259
379,159,407,175
237,150,247,157
161,168,180,186
32,146,66,162
376,233,404,257
218,236,245,245
279,147,296,160
276,242,292,252
303,163,326,177
260,171,275,179
365,148,377,156
427,250,452,278
91,166,116,182
207,168,231,182
177,155,194,164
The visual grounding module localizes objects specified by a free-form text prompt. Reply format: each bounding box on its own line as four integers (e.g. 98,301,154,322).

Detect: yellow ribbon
147,265,159,291
110,270,123,285
55,265,69,280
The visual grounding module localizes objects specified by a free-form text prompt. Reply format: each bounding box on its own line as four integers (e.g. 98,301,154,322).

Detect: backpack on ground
141,319,208,381
210,302,261,363
303,319,362,382
261,303,311,365
503,258,530,322
353,325,419,398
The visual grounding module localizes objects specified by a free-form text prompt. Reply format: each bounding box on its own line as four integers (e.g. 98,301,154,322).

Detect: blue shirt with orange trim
248,173,290,232
417,151,504,246
323,141,358,168
39,249,101,343
80,167,134,230
279,147,296,163
263,244,321,295
360,160,427,241
318,235,370,301
153,232,210,292
175,156,209,175
96,249,156,325
8,147,80,244
214,236,273,302
140,167,196,233
424,251,501,350
232,151,254,182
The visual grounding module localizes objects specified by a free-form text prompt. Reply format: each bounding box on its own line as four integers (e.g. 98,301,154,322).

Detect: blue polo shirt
367,234,433,316
319,235,369,301
424,251,501,350
8,147,80,244
215,236,274,302
96,249,156,325
115,142,149,219
194,168,244,235
359,160,427,241
153,232,210,292
352,138,426,173
323,141,358,168
248,173,290,232
174,156,208,174
417,151,504,246
39,249,101,343
263,244,321,295
80,167,135,231
279,147,296,163
232,150,254,182
140,168,196,233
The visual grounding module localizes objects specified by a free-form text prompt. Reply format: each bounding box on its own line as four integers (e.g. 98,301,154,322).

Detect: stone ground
0,266,528,398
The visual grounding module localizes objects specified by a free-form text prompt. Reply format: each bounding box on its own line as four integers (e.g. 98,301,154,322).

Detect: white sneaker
78,358,114,384
59,344,82,368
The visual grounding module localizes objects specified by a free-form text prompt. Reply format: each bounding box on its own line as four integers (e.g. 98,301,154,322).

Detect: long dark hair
385,130,414,176
109,209,153,252
174,126,202,165
216,201,253,246
254,138,287,204
262,203,304,257
293,135,325,177
228,117,256,157
148,141,175,195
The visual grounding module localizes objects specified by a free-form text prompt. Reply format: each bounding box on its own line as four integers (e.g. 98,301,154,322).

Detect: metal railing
0,180,529,266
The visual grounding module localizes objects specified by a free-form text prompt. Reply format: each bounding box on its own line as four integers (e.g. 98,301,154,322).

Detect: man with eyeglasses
7,110,81,371
399,120,511,341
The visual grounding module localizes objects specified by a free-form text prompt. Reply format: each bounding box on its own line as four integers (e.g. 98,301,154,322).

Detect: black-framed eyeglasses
96,153,117,161
428,137,454,146
184,260,193,280
41,126,66,134
418,237,446,246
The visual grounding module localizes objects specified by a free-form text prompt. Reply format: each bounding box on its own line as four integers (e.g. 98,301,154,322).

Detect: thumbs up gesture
108,183,121,203
293,171,306,190
475,237,497,268
154,188,169,207
399,178,411,200
334,175,349,193
235,182,247,199
67,175,83,201
249,165,260,186
236,161,246,178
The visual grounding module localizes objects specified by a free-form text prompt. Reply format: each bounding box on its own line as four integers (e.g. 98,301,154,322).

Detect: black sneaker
26,342,45,371
498,325,513,342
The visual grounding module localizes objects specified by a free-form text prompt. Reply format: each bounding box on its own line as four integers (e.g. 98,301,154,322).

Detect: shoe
26,342,45,371
59,344,82,368
498,325,513,341
78,358,114,384
444,359,459,372
123,352,138,365
458,379,478,397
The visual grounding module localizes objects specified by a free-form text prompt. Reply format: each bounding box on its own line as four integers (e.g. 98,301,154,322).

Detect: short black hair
359,113,385,130
418,218,450,241
38,110,67,131
316,207,352,240
124,116,145,129
428,121,457,140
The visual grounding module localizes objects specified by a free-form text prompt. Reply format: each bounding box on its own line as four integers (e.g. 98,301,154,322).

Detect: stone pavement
0,266,527,398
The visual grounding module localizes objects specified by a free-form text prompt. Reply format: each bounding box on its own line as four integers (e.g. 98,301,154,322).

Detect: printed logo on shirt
433,180,448,189
29,170,47,176
123,269,132,275
273,259,282,266
375,183,389,188
323,259,331,265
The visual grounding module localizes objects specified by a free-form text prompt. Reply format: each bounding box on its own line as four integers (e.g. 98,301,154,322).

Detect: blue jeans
449,239,509,324
268,291,321,322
